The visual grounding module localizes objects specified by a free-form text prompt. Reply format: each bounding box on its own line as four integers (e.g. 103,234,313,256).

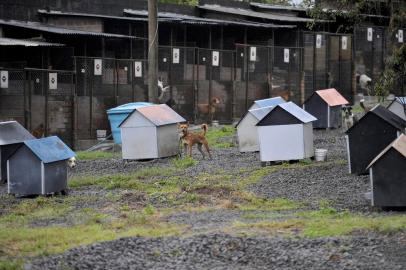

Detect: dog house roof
367,134,406,169
0,121,35,146
120,104,186,127
388,97,406,107
257,102,317,125
346,105,406,134
253,97,286,108
23,136,75,163
312,88,349,106
235,106,274,128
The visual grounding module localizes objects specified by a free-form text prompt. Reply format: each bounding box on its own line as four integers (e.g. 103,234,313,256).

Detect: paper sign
367,28,373,42
49,73,57,90
284,49,290,63
94,59,102,76
0,71,8,89
250,47,257,61
134,61,142,78
212,51,219,66
342,36,348,50
399,30,404,43
173,48,180,64
316,34,322,48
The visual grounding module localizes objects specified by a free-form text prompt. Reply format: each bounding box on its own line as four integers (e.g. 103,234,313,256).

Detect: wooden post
148,0,158,103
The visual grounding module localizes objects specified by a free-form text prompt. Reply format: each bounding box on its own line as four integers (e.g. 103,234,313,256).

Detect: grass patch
0,260,22,270
206,126,235,148
76,151,119,160
171,156,198,169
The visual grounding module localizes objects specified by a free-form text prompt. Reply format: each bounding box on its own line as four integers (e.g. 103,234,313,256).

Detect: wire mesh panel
234,46,248,118
133,60,148,101
0,69,26,126
338,35,353,102
303,33,315,100
169,47,196,122
75,57,92,140
116,59,133,105
196,49,234,124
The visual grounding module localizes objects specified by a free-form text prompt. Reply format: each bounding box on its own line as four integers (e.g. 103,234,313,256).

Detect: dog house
119,104,186,160
366,134,406,207
0,121,35,183
303,88,349,129
107,102,153,144
7,136,75,196
345,105,406,175
256,102,317,162
237,97,286,153
249,96,286,110
387,97,406,121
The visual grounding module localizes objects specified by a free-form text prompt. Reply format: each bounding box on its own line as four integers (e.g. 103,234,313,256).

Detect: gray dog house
303,88,349,129
256,102,317,162
119,104,186,160
0,121,35,183
367,134,406,207
345,105,406,175
7,136,75,196
387,97,406,121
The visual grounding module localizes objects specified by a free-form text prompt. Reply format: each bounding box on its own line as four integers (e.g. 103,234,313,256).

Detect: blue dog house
7,136,75,196
107,102,153,144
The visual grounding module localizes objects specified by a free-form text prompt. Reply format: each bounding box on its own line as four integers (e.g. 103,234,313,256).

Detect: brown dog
197,97,221,123
178,123,212,159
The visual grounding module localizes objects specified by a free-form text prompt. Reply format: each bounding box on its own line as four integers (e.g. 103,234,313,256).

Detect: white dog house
256,102,317,162
249,96,286,110
237,106,274,152
119,104,186,160
387,97,406,121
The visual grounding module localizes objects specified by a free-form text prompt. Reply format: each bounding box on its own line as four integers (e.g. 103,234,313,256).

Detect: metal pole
148,0,158,103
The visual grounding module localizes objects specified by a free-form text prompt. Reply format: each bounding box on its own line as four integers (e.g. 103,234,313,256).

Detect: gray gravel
28,232,406,270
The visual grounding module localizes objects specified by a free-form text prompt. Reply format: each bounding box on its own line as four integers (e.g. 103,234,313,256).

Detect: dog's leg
188,143,194,157
197,143,205,159
183,143,188,157
203,142,212,160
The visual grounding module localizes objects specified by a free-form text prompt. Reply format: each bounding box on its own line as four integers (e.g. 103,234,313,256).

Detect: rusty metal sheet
315,88,349,106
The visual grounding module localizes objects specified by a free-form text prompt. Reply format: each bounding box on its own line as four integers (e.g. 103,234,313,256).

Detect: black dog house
7,136,75,196
345,105,406,175
303,88,349,129
0,121,35,183
367,134,406,207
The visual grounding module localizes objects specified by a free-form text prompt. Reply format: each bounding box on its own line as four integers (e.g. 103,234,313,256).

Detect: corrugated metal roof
120,104,186,127
0,37,64,47
249,106,274,121
198,4,315,23
253,96,286,108
0,121,35,146
124,9,294,28
0,19,137,39
315,88,349,106
24,136,75,163
250,2,307,12
367,134,406,169
395,97,406,104
346,105,406,134
278,102,317,123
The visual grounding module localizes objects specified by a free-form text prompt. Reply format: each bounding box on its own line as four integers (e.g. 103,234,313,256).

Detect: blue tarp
24,136,75,163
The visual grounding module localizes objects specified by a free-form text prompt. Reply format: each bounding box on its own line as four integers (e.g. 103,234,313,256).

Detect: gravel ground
29,232,406,270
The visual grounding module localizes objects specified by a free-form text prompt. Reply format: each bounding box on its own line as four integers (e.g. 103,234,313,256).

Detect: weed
0,260,22,270
206,126,235,148
76,151,119,160
171,156,198,169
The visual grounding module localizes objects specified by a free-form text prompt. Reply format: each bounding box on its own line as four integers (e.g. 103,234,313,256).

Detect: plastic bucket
314,148,328,162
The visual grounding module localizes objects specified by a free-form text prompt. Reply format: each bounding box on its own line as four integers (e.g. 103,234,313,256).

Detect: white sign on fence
0,71,8,89
173,48,180,64
250,47,257,61
134,61,142,78
284,49,290,63
94,59,102,76
49,73,57,90
398,29,404,43
342,36,348,50
212,51,219,66
316,34,322,48
367,28,373,42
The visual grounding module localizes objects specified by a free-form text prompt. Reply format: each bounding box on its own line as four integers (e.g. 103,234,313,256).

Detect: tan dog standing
178,123,212,159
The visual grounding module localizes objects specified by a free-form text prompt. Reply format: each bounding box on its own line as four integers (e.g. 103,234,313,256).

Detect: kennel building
345,105,406,175
7,136,75,196
119,104,185,160
256,101,317,162
0,121,35,183
367,134,406,207
303,88,349,129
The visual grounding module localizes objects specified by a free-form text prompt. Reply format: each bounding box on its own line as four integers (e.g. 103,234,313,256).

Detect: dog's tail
201,124,208,136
